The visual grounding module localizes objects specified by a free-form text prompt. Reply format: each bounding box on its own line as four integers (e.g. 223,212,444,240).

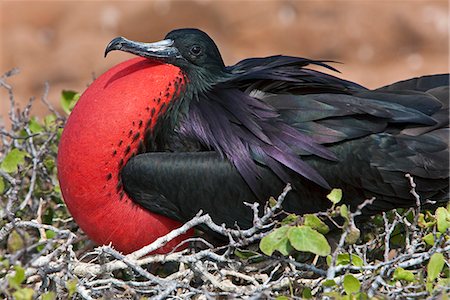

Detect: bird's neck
148,68,230,151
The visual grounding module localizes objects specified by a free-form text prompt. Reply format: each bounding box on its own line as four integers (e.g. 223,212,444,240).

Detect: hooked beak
104,36,181,60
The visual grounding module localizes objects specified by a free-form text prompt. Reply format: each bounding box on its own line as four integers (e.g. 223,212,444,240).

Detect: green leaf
234,249,260,260
41,291,56,300
0,177,5,194
8,265,26,289
66,278,78,297
44,114,57,128
287,226,331,256
29,117,43,134
340,204,349,221
12,288,34,300
327,188,342,204
345,224,361,245
45,230,56,239
427,253,445,282
1,149,28,173
43,158,55,172
304,214,329,234
423,233,442,246
436,207,450,234
418,213,435,228
393,267,415,282
323,292,341,298
7,230,24,252
1,258,10,269
331,253,364,267
322,279,336,287
302,287,312,298
437,278,450,290
343,274,360,294
61,90,80,115
281,213,299,225
268,196,277,208
54,185,61,195
275,296,289,300
260,226,292,256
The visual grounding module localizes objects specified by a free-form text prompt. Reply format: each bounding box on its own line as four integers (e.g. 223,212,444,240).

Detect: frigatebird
57,28,449,254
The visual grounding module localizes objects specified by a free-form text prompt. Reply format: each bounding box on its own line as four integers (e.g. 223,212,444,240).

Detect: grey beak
105,36,181,59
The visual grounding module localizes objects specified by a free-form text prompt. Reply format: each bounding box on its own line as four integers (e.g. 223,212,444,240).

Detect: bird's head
105,28,227,90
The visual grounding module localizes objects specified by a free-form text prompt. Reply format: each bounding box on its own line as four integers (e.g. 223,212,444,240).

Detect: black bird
101,28,448,232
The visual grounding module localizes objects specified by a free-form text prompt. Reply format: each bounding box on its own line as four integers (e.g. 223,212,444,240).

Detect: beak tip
104,36,125,58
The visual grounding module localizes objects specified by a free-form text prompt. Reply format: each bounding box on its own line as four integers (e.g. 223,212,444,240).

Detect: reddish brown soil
0,0,448,121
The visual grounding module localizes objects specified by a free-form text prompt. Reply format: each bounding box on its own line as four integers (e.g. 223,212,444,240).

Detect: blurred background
0,0,448,121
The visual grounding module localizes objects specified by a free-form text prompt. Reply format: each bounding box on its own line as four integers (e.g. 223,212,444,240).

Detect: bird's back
267,73,449,214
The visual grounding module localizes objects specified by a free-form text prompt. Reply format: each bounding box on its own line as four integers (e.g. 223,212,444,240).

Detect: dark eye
190,45,202,56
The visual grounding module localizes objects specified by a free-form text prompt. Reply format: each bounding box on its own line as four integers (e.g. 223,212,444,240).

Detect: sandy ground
0,0,448,122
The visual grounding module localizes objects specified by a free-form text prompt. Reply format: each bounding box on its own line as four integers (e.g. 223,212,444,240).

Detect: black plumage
106,28,449,230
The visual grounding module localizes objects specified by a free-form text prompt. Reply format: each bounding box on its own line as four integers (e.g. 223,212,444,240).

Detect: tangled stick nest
0,70,448,299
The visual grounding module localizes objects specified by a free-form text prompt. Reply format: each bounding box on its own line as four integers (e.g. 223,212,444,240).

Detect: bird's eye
190,45,202,56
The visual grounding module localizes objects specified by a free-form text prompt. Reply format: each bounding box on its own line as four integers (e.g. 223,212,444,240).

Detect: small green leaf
332,253,364,267
287,226,331,256
0,177,5,194
44,114,57,127
340,204,349,218
418,213,436,228
345,224,361,245
423,233,441,246
7,230,24,252
393,267,415,282
61,90,80,115
302,287,312,298
427,253,445,282
268,197,277,208
304,214,329,234
327,188,342,204
281,213,299,225
41,291,56,300
260,226,292,256
1,149,28,173
322,279,336,287
323,292,341,298
66,278,78,297
43,158,55,172
1,258,10,268
234,249,260,260
326,255,332,266
12,288,34,300
29,117,43,134
436,207,450,234
54,185,61,195
8,265,26,289
45,230,56,239
437,278,450,290
343,274,360,294
275,296,289,300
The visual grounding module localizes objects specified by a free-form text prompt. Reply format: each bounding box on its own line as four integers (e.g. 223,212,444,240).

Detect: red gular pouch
58,57,193,254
